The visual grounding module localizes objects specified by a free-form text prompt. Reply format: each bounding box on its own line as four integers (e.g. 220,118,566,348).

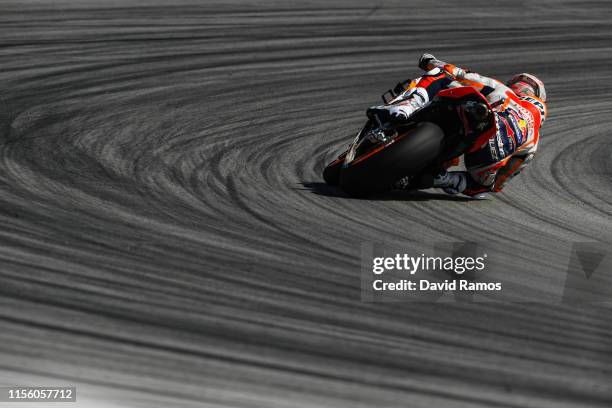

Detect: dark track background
1,1,611,407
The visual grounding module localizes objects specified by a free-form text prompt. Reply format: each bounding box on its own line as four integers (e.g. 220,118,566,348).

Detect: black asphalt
0,1,611,407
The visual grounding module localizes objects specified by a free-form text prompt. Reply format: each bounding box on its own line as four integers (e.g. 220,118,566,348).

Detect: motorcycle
323,82,495,197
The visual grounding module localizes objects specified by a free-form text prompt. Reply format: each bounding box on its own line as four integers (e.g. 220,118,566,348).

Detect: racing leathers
369,54,547,197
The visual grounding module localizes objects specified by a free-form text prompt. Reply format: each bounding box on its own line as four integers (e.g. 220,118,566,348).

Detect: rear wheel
322,152,346,186
339,122,444,197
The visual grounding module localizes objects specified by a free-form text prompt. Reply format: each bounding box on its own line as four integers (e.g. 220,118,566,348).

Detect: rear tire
322,153,346,186
339,122,444,197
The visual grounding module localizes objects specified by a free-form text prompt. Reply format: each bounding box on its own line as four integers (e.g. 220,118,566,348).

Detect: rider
368,53,547,198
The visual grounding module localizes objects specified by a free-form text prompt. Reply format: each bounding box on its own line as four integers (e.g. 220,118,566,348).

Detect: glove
492,154,533,192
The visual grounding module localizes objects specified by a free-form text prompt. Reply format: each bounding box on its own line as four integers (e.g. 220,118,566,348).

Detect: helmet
507,73,546,102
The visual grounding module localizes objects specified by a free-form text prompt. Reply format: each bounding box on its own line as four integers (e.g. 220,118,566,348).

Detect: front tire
339,122,444,197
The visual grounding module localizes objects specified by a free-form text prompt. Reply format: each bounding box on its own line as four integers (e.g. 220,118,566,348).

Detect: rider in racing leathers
368,53,548,198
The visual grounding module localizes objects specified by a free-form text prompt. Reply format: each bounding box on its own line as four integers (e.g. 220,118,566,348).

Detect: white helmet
507,73,546,102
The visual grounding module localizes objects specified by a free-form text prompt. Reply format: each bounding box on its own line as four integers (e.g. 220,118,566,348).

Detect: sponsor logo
499,116,516,152
523,97,547,123
488,138,498,161
496,132,506,159
511,101,534,140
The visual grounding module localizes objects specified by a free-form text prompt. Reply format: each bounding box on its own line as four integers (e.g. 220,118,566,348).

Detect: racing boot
367,98,421,123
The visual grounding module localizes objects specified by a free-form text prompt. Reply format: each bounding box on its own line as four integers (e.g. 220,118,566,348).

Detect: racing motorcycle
323,82,495,197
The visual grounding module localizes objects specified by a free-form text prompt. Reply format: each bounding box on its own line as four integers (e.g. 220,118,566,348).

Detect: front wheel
339,122,444,197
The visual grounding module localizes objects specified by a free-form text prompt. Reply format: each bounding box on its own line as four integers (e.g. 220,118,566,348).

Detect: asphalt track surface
1,1,611,407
